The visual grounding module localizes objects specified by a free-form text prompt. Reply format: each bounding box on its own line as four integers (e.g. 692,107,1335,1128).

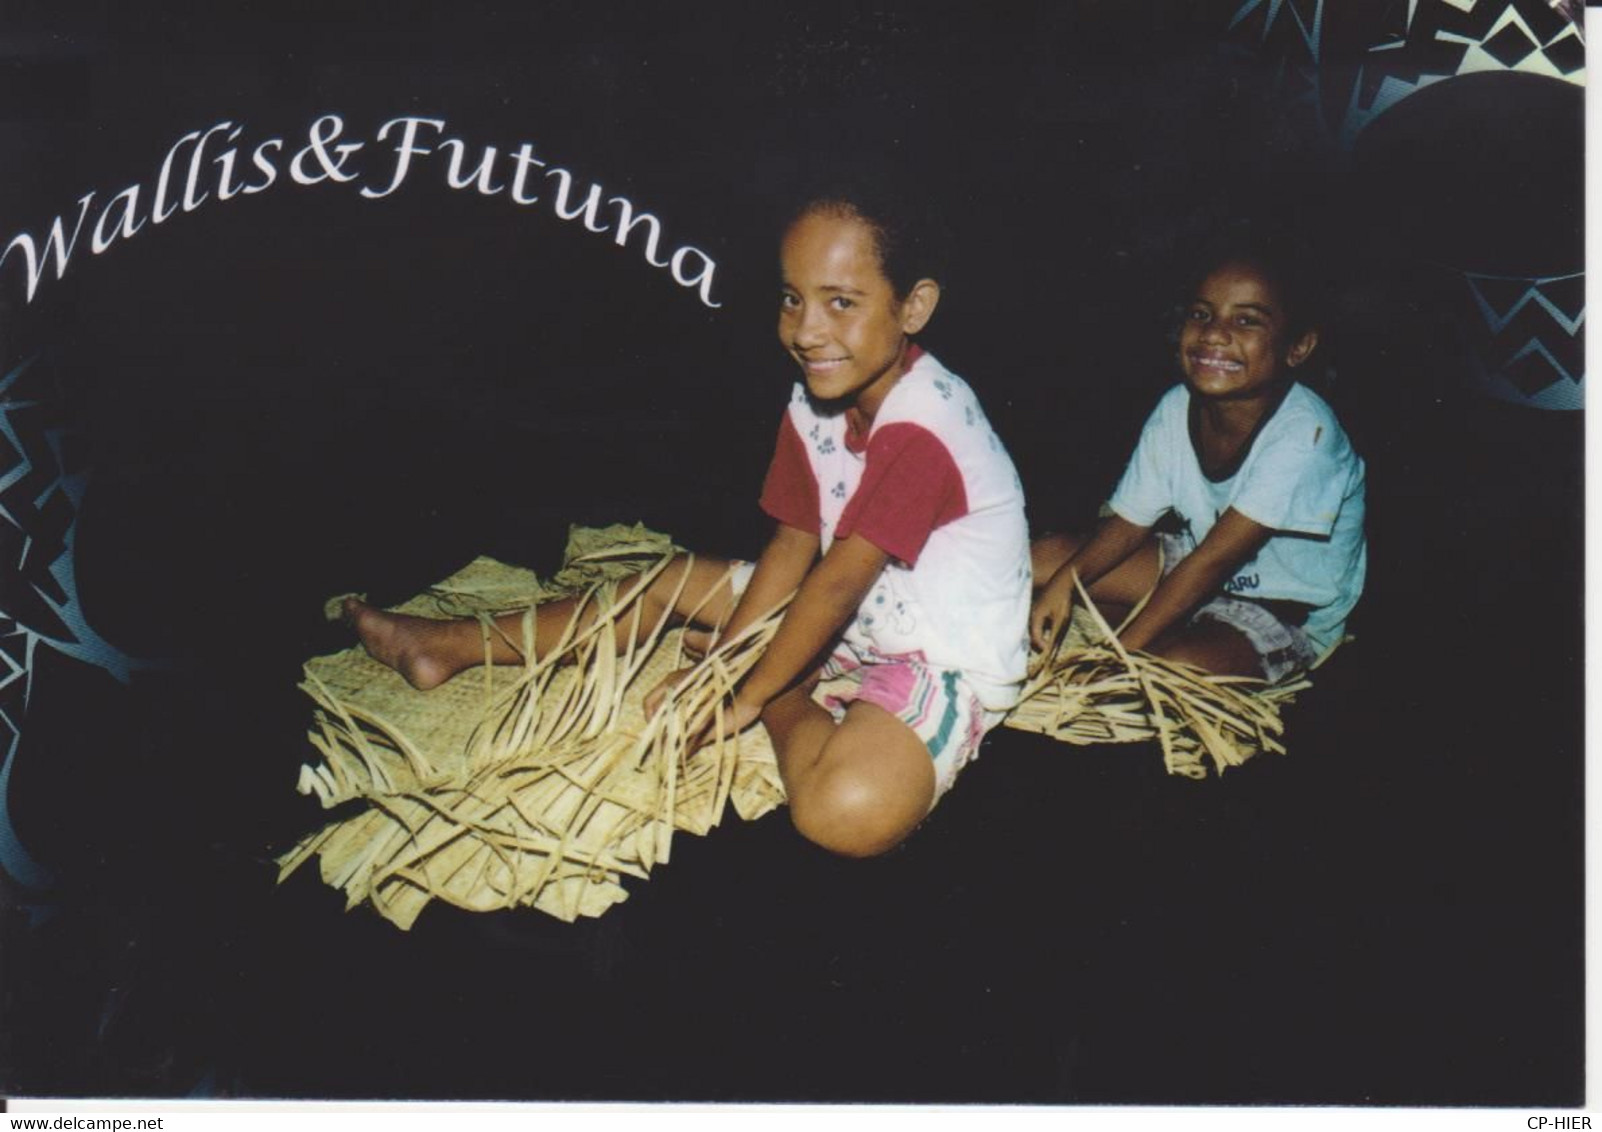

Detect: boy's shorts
1156,533,1320,683
726,561,998,807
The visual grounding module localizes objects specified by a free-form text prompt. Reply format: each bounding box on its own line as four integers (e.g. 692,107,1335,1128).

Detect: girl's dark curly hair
779,169,951,300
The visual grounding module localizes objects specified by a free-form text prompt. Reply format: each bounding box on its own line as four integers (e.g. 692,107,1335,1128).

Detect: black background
0,2,1583,1104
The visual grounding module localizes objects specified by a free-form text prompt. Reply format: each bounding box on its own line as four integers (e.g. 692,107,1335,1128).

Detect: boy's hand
1030,571,1077,653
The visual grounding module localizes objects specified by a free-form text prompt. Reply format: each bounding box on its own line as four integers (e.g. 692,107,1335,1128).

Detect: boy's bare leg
760,687,934,858
1030,533,1163,608
1035,535,1265,677
346,553,741,690
1147,621,1265,679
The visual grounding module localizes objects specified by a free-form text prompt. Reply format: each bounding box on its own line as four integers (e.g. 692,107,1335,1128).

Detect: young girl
348,186,1032,857
1030,238,1366,681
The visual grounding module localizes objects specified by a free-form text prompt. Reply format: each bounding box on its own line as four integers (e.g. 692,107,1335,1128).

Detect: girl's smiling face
778,208,938,418
1180,260,1317,402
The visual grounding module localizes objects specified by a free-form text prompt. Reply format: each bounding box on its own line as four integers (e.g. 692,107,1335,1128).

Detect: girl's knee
788,757,932,859
790,790,911,858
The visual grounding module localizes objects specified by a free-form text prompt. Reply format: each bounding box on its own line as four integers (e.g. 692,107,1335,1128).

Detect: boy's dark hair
1184,222,1325,340
779,169,951,299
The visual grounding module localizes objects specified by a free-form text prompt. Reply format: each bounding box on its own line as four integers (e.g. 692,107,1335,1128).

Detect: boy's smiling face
1180,260,1316,402
778,209,937,418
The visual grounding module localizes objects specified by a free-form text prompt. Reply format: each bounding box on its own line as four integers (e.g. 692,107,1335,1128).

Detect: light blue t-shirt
1107,382,1367,653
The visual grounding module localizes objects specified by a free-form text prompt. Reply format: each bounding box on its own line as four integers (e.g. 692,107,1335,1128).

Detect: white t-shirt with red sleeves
759,348,1032,712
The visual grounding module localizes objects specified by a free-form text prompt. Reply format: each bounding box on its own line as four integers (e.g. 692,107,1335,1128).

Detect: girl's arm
1030,514,1151,649
733,531,887,715
710,520,820,648
645,522,819,721
1116,507,1271,652
669,530,885,744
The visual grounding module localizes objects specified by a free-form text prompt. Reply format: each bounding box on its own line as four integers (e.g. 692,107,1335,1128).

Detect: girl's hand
1030,571,1077,653
685,693,764,754
643,666,697,719
679,627,717,658
643,668,763,752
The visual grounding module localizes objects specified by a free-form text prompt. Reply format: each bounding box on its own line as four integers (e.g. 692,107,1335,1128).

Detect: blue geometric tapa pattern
1229,0,1325,64
1338,0,1585,144
1225,0,1328,129
1462,271,1585,410
0,357,141,891
1225,2,1584,146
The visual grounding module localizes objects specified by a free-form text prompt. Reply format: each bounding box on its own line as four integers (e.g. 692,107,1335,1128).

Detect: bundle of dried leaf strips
282,526,1326,929
278,524,792,929
1003,571,1321,779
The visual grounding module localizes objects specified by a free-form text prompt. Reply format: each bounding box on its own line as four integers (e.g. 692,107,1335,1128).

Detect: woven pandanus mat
277,524,796,929
280,526,1319,928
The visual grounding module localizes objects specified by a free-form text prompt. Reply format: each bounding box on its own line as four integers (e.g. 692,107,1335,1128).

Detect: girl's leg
760,687,934,858
348,552,742,690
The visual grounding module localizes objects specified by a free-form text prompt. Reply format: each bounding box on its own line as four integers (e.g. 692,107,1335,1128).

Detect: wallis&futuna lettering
1,113,721,308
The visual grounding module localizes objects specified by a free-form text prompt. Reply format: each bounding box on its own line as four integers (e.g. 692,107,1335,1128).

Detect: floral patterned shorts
815,644,998,807
728,561,998,806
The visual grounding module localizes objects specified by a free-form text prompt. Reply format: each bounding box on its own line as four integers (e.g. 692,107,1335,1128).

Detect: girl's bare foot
343,597,483,691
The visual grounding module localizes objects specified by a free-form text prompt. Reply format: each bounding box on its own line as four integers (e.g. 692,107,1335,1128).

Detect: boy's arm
1031,514,1151,649
1116,507,1271,653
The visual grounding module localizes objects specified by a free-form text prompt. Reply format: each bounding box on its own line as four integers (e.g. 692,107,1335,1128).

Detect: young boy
1030,238,1366,681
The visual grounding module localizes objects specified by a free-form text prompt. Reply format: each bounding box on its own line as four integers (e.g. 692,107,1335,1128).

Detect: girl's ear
898,279,941,335
1284,328,1319,369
